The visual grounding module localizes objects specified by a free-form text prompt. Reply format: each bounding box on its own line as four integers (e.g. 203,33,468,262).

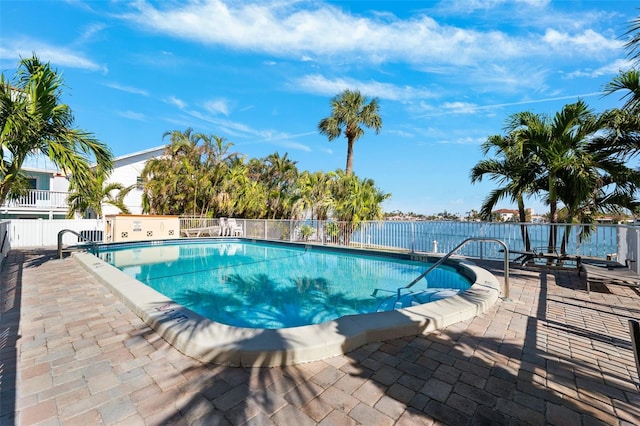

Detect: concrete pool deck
1,248,640,424
72,250,501,368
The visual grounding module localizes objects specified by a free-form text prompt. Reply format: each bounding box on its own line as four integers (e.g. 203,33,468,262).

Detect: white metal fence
5,217,640,273
8,218,103,248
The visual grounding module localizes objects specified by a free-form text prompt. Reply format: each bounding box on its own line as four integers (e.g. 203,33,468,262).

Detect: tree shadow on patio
0,249,69,425
154,263,639,424
0,250,25,425
6,250,640,424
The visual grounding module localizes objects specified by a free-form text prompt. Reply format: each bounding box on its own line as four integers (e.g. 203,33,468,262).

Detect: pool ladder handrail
57,229,99,259
401,237,510,300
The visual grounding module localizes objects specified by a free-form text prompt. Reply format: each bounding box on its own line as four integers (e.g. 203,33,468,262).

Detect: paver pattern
1,248,639,425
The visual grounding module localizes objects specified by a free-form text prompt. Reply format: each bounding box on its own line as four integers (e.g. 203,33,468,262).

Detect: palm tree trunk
345,139,355,175
517,196,531,251
548,174,558,254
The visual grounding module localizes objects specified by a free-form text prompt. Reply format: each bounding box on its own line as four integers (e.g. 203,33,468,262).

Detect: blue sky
1,1,637,216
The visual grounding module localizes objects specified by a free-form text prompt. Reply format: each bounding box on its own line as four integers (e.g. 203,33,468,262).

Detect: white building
0,145,166,220
98,145,165,217
0,166,70,219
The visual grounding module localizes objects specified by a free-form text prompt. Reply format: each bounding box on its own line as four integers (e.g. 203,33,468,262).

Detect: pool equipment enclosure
105,214,180,243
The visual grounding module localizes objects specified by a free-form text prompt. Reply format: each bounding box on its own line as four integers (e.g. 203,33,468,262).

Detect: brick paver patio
1,248,639,425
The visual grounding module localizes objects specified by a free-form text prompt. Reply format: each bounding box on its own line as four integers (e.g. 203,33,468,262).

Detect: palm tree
66,170,134,218
0,55,112,205
142,129,210,216
503,103,602,252
318,89,382,175
261,152,299,219
470,133,540,250
623,14,640,65
604,70,640,112
331,171,390,243
295,171,335,221
499,101,640,253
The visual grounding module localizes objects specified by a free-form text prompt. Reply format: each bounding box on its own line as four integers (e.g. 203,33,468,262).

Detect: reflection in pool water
99,240,472,329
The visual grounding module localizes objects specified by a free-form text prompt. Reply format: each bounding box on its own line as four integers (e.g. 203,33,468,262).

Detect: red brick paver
1,248,639,425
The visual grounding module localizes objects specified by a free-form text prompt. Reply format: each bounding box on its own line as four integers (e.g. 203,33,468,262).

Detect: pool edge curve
73,251,501,367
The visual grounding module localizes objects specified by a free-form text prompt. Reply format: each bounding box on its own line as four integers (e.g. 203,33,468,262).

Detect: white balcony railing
2,190,69,209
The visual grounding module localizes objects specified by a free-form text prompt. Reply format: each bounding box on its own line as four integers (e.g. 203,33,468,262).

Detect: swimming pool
97,240,472,329
76,238,501,366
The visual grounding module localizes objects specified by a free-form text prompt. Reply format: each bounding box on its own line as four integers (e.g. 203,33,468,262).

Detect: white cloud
294,74,436,101
413,92,602,118
204,98,231,116
441,102,479,114
446,0,550,13
165,96,187,109
118,110,147,121
104,82,149,96
0,40,106,72
385,129,414,138
566,59,633,78
542,29,622,55
436,136,485,145
75,22,108,45
179,106,315,152
120,0,620,68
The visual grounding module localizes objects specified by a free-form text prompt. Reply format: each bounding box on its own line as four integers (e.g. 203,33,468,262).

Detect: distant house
492,209,519,222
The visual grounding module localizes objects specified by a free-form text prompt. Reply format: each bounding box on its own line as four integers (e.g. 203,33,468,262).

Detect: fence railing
8,218,103,247
1,190,69,209
178,217,635,267
7,217,640,273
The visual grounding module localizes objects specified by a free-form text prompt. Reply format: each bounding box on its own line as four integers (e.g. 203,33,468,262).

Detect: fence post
411,222,415,253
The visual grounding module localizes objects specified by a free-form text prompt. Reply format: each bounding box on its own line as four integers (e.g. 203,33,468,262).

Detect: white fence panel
9,219,103,247
617,225,640,273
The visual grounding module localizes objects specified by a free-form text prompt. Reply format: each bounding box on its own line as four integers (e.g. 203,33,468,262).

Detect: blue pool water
98,240,472,329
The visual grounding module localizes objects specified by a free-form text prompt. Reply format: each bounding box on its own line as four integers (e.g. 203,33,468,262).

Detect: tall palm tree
0,55,112,205
318,89,382,175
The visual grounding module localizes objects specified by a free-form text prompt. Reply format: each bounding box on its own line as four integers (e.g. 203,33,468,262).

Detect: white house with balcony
0,145,166,220
0,166,70,219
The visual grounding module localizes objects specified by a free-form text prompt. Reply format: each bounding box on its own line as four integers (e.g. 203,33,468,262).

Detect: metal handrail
402,237,510,299
1,228,7,254
57,229,99,259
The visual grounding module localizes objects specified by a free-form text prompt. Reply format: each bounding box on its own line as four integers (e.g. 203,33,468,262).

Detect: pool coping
73,247,501,367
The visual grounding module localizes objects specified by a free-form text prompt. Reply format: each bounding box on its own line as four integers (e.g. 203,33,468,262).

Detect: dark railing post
630,319,640,390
